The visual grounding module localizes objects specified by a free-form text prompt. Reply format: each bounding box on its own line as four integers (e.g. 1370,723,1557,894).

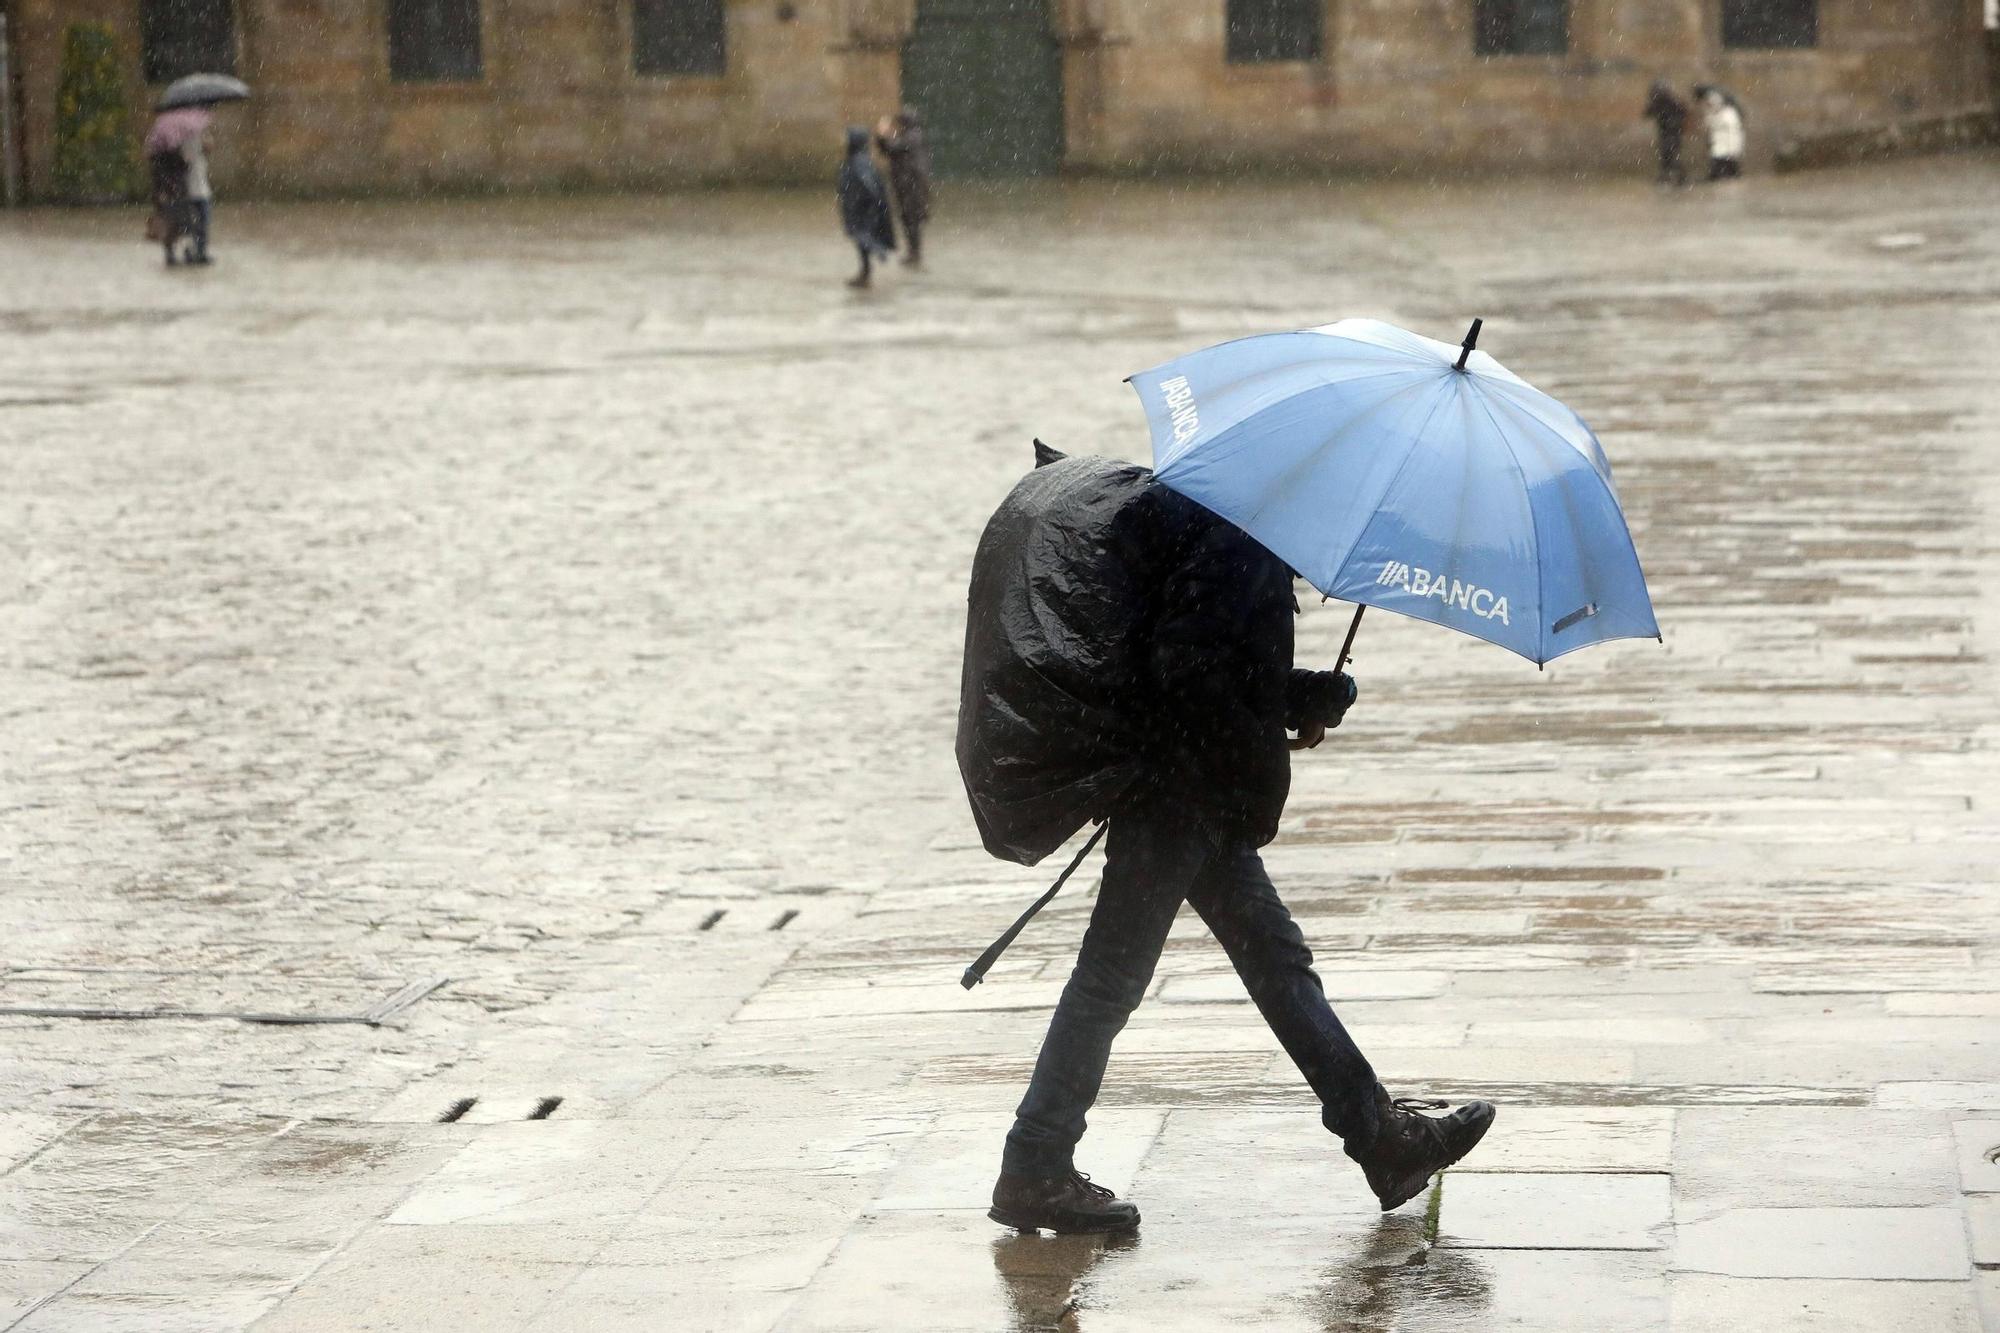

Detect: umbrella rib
1465,384,1548,664
1486,381,1658,635
1331,374,1461,595
1154,360,1423,479
1237,374,1443,534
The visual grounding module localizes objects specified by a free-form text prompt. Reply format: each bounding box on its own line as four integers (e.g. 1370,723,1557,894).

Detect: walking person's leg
902,210,922,266
849,243,872,287
994,815,1210,1231
190,199,212,263
1186,847,1379,1138
1188,847,1495,1211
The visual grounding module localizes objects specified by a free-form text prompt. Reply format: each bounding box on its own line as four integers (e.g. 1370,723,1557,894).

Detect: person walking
143,132,191,267
1696,84,1745,181
141,105,209,267
959,444,1496,1235
180,117,215,264
1642,80,1689,187
874,108,933,267
836,126,896,288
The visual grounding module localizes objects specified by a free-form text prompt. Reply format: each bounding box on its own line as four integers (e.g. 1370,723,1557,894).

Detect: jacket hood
845,126,871,154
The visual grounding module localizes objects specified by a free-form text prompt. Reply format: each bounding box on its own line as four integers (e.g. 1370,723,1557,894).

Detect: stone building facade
1,0,1990,198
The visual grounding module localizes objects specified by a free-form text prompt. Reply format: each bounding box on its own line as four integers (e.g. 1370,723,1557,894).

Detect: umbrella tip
1454,318,1483,371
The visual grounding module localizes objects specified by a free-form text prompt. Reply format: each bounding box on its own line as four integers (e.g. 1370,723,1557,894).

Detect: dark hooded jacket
875,111,932,225
1643,82,1688,139
957,447,1353,864
837,127,896,257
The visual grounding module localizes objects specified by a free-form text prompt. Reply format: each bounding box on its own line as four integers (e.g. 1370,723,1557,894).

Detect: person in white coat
181,127,214,264
1696,85,1745,180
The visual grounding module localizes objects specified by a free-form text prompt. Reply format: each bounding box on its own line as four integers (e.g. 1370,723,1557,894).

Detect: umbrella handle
1338,604,1366,668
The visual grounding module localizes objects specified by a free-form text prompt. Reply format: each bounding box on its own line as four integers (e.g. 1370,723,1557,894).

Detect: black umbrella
156,73,250,111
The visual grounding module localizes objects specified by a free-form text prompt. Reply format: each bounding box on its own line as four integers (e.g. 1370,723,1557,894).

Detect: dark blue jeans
1002,814,1379,1177
188,199,211,259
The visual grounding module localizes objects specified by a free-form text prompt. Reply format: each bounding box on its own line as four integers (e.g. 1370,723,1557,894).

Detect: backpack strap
960,821,1108,990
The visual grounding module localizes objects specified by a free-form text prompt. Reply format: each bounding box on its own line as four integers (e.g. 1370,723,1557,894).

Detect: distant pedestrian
837,126,896,288
142,106,210,267
143,140,191,267
875,108,933,267
1695,84,1745,181
180,120,215,263
1642,80,1689,187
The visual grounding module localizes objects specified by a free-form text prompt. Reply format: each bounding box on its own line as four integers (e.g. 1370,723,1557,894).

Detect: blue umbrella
1129,318,1660,667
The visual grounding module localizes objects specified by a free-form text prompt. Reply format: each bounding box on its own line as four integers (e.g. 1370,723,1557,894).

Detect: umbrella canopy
156,73,250,111
1129,318,1659,666
144,106,212,155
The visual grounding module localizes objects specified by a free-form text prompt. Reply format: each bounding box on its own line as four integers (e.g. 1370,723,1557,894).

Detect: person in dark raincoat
837,126,896,288
874,108,933,267
959,446,1494,1235
144,145,191,267
1642,80,1689,187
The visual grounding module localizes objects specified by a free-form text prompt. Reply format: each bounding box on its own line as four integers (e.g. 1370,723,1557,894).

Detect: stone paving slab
1672,1108,1962,1213
1435,1173,1671,1250
1957,1122,2000,1193
1667,1276,1984,1332
1674,1207,1972,1281
869,1110,1164,1211
1968,1194,2000,1268
1450,1107,1674,1174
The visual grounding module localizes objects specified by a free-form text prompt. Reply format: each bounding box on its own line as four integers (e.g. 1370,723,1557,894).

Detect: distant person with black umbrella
142,73,248,267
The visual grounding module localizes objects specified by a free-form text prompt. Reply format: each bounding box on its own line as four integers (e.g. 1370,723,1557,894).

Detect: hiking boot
1343,1086,1496,1212
989,1169,1140,1234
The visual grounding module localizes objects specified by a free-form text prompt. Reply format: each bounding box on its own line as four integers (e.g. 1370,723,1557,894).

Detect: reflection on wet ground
992,1230,1142,1331
3,154,2000,1328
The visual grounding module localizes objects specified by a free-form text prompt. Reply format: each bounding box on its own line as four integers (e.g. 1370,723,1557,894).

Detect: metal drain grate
528,1096,564,1120
439,1097,477,1123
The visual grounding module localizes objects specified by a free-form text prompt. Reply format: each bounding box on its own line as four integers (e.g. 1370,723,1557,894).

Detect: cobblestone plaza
3,156,2000,1328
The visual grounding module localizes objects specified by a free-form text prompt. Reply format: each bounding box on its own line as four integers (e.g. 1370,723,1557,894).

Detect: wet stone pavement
3,154,2000,1330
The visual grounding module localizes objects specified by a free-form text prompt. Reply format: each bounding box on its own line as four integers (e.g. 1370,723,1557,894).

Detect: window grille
634,0,728,76
388,0,484,82
1473,0,1568,55
1226,0,1322,64
140,0,236,84
1722,0,1816,48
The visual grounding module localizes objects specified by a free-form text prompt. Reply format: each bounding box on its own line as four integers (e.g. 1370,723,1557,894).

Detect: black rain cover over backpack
956,447,1159,865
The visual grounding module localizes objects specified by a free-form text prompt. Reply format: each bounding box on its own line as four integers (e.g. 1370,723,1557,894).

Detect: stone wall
1069,0,1992,173
3,0,1991,198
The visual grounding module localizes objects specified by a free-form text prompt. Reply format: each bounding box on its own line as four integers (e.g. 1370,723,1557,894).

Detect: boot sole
1377,1106,1497,1212
988,1205,1141,1235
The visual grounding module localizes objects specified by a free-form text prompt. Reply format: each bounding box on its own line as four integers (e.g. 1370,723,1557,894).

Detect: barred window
388,0,484,82
634,0,728,76
1473,0,1568,55
1226,0,1322,63
140,0,237,83
1722,0,1816,48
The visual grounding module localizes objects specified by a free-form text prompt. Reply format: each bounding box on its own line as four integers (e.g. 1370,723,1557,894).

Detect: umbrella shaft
1338,603,1367,667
